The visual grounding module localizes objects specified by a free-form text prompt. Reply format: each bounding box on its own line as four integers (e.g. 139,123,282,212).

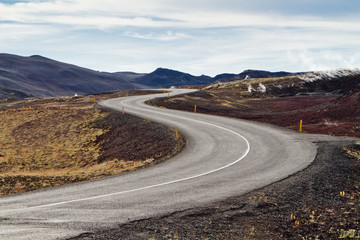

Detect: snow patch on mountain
300,69,360,82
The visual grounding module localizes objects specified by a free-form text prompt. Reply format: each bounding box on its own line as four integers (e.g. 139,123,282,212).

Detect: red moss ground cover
152,85,360,138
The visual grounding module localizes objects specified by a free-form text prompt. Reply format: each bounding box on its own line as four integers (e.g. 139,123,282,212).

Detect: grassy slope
0,90,183,195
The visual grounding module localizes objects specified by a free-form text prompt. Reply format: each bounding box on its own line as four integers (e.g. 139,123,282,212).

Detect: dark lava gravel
69,140,359,240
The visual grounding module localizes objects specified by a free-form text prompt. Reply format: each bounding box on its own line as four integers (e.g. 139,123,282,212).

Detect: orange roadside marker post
299,120,303,132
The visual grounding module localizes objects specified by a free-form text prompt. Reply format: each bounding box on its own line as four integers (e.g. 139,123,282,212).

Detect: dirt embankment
0,90,183,195
151,85,360,138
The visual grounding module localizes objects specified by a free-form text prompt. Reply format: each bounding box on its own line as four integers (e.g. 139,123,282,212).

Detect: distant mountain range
131,69,304,88
0,53,304,99
0,54,136,99
132,68,214,88
213,69,305,83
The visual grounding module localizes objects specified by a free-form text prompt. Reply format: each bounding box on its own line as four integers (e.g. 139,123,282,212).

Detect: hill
153,69,360,137
0,53,316,100
213,69,303,83
205,69,360,97
0,54,134,99
0,90,183,195
133,68,214,88
112,71,145,82
133,69,304,88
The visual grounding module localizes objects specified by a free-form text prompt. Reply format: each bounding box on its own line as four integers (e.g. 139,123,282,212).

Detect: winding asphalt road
0,89,318,240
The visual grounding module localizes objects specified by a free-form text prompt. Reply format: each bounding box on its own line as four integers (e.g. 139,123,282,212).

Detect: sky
0,0,359,76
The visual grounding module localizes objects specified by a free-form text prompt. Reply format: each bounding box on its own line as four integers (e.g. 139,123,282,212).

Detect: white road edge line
14,93,251,210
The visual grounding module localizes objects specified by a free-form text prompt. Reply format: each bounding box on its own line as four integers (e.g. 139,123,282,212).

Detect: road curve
0,89,317,240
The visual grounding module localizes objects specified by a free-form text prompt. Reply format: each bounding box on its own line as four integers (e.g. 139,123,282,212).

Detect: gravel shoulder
69,139,359,239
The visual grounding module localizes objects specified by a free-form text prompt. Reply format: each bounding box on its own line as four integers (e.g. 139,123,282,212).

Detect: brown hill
0,54,135,99
331,83,360,119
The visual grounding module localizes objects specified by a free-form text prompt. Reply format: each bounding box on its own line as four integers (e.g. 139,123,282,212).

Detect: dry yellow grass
0,90,182,195
205,75,303,95
0,104,114,195
0,106,108,176
345,142,360,161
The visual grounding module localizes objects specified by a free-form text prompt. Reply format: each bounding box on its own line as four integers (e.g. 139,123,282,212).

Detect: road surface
0,89,318,240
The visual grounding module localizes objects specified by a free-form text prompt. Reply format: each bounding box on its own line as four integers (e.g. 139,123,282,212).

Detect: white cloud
46,16,168,29
0,0,359,75
1,0,359,30
124,31,190,41
287,49,360,72
0,23,59,40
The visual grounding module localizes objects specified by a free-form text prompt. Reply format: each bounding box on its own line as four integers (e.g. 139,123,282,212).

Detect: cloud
46,16,171,29
0,0,359,30
0,0,359,75
287,49,360,71
124,31,190,41
0,23,59,40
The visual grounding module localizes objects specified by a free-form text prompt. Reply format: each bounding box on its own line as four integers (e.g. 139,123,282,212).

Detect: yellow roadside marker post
299,120,303,132
194,105,197,113
122,107,125,115
94,98,96,103
148,98,150,104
